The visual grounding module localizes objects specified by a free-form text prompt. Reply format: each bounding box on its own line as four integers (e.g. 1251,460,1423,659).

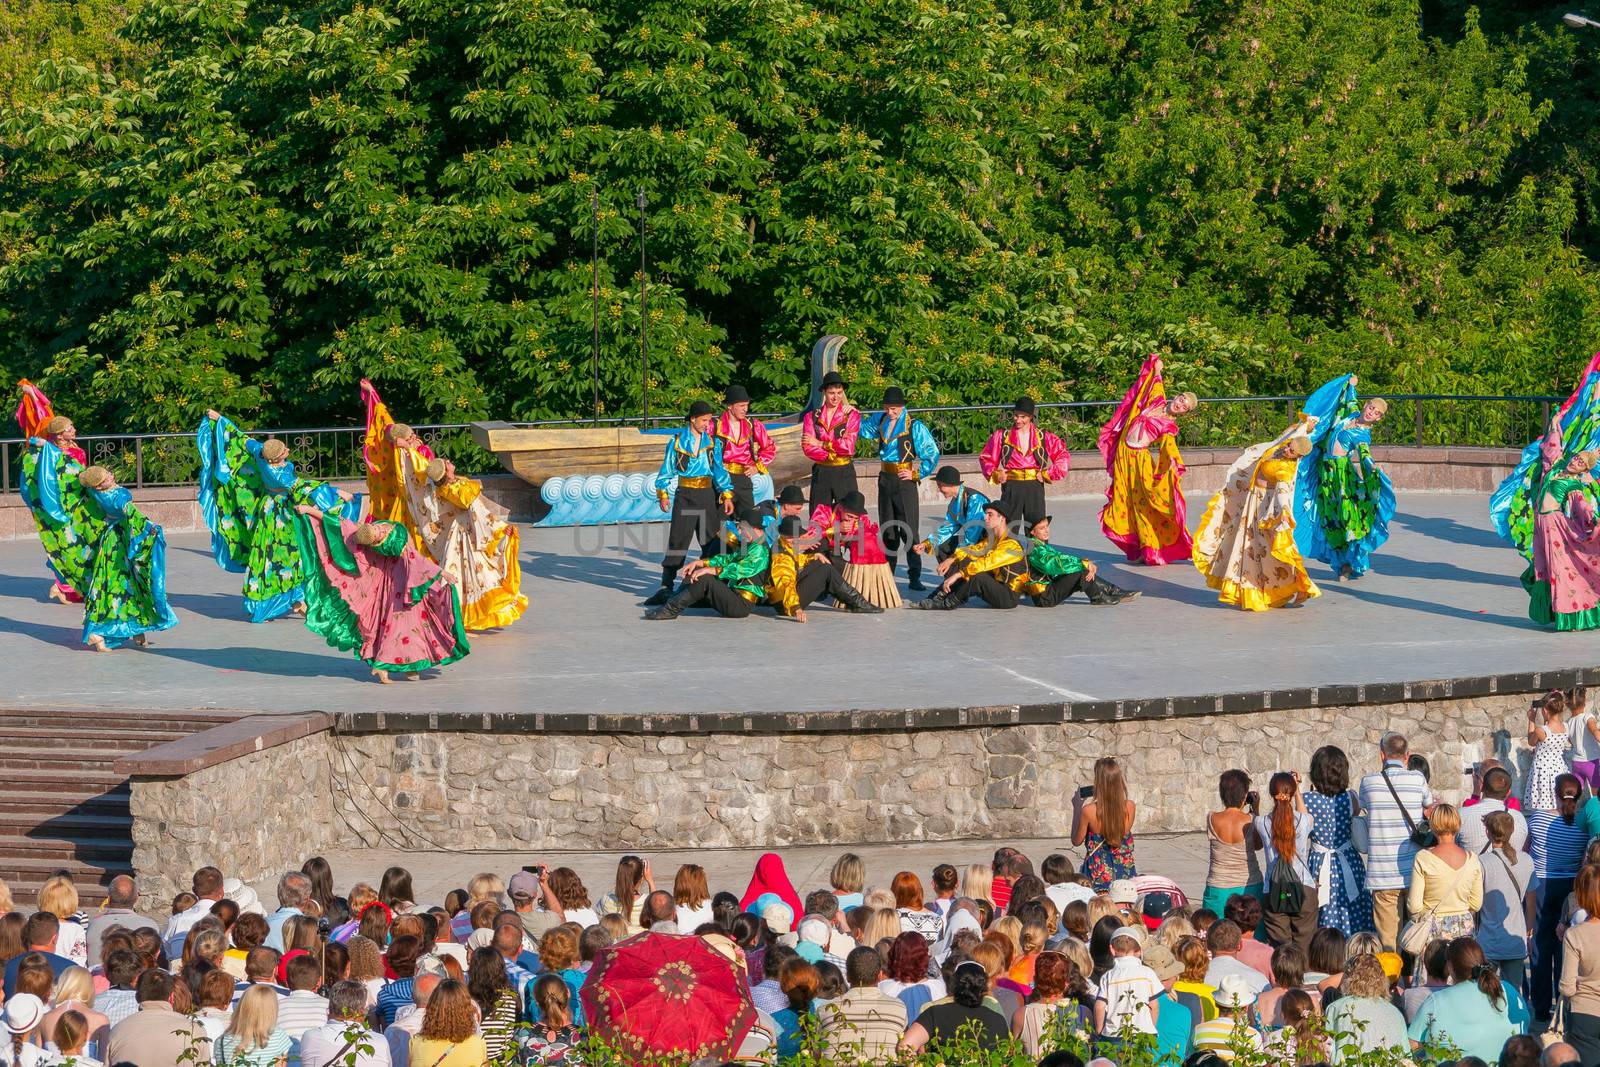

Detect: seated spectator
468,947,518,1062
1191,974,1263,1061
830,855,866,913
540,869,598,929
1306,927,1347,1003
533,928,587,1026
1,994,46,1067
37,966,106,1057
1400,940,1450,1023
1202,922,1268,996
382,973,440,1066
901,961,1010,1053
751,943,797,1016
820,947,906,1064
84,878,156,967
273,952,329,1040
1253,942,1315,1028
44,1008,94,1067
1270,988,1324,1064
929,865,960,918
299,979,386,1067
3,917,71,993
1407,938,1524,1061
1013,950,1091,1057
1170,934,1217,1024
90,949,140,1029
104,968,208,1066
1324,953,1407,1063
217,984,292,1067
891,873,941,946
406,979,485,1067
520,974,583,1065
1043,856,1095,916
193,968,235,1041
773,958,820,1059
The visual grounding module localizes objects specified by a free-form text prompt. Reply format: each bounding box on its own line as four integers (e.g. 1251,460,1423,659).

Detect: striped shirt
374,978,416,1028
1527,810,1590,880
1356,762,1432,891
273,990,329,1040
93,988,139,1029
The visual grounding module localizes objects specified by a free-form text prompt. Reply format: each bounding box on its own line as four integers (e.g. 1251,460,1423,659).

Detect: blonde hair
1430,803,1461,838
830,854,865,895
52,966,94,1007
226,985,280,1050
77,466,113,490
44,416,72,436
1366,397,1389,416
259,438,289,464
1019,921,1047,956
859,907,901,947
0,879,12,915
961,864,994,904
388,423,415,442
1345,932,1383,961
861,887,896,911
1087,894,1120,929
37,875,78,920
467,873,505,905
1283,434,1312,459
990,916,1024,959
1173,392,1198,412
1153,914,1196,949
968,940,1005,979
1056,937,1092,981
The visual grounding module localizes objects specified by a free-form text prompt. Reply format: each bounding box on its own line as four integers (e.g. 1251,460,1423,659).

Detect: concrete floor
0,492,1580,717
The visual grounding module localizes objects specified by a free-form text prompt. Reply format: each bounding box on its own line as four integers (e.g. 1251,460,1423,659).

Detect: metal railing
0,394,1560,494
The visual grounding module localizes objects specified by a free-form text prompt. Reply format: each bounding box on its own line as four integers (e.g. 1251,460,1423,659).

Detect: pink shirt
979,426,1069,481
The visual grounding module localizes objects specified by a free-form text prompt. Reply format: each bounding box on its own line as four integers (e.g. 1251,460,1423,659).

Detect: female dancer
361,379,433,528
1295,375,1395,580
15,380,91,603
74,465,178,650
1192,416,1320,611
293,504,470,683
1097,355,1197,564
197,411,358,621
1522,411,1600,630
1493,352,1600,559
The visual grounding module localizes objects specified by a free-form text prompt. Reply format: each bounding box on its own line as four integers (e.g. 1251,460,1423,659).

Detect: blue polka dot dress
1305,790,1374,934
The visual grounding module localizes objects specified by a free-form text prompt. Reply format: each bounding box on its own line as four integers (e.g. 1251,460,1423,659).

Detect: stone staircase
0,709,239,906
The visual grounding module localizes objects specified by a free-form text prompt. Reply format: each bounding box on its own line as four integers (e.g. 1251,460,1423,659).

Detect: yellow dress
398,452,528,631
1193,438,1320,612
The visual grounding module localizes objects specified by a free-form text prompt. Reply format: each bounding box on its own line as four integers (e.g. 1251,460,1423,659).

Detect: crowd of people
5,718,1600,1065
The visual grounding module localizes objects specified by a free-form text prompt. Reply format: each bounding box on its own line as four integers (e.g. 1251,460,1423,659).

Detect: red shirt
990,876,1013,911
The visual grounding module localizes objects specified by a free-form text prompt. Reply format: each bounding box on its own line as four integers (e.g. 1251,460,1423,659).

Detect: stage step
0,728,189,750
0,813,135,839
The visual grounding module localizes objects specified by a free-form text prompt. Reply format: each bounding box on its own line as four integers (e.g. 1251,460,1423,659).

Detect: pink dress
1526,420,1600,630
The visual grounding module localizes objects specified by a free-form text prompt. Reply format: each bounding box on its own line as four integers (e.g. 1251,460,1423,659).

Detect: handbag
1381,765,1437,849
1266,857,1304,916
1543,998,1568,1047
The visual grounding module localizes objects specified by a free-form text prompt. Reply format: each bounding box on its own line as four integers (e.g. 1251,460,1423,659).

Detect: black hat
724,384,751,405
934,466,963,487
737,507,766,529
1026,515,1052,537
778,516,806,538
777,484,806,506
881,386,905,407
839,490,867,515
1013,397,1036,416
820,371,845,389
984,498,1012,520
689,400,715,419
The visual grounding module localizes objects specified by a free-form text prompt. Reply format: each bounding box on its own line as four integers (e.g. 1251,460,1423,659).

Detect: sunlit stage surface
0,493,1581,718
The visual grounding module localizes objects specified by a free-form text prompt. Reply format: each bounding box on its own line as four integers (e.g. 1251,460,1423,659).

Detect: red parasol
579,932,758,1063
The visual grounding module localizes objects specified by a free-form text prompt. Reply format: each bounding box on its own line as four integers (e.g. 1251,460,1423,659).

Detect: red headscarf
738,852,803,917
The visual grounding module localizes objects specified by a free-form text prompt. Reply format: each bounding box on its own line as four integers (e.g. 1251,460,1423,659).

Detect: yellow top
408,1036,488,1067
1406,850,1482,918
435,476,482,510
1254,456,1299,487
768,541,820,615
951,535,1028,590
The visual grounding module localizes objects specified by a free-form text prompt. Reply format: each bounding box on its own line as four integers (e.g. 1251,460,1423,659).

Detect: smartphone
1246,790,1259,810
1077,785,1095,799
521,864,545,875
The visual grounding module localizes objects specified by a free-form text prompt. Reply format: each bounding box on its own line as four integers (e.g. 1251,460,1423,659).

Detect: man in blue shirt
3,913,75,993
860,386,940,590
644,401,734,606
913,466,988,563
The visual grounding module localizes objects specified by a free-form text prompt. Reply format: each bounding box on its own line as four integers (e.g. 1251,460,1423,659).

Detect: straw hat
77,466,113,490
1213,973,1258,1009
425,457,448,482
260,438,289,464
353,523,386,546
388,423,414,442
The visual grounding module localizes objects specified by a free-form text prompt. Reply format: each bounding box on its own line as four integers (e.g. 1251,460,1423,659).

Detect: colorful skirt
1195,507,1320,611
1101,443,1192,565
1524,565,1600,631
841,562,902,609
1314,455,1391,576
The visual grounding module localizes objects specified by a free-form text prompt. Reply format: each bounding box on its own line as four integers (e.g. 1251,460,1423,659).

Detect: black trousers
999,479,1047,526
1030,570,1090,607
676,574,754,618
729,473,756,515
1533,875,1574,1019
795,559,855,610
1568,1009,1600,1066
662,485,719,584
949,572,1019,609
878,471,921,581
809,463,857,511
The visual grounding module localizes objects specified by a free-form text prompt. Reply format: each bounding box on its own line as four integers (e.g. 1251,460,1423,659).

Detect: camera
1077,785,1095,799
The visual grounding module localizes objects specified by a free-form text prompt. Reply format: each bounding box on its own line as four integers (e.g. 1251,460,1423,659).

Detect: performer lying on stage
1098,356,1196,566
1296,374,1395,580
16,381,91,604
769,516,884,621
74,466,178,651
644,510,773,621
860,387,940,590
913,500,1029,610
1523,413,1600,631
644,401,735,607
980,398,1069,527
1024,516,1139,607
913,466,988,564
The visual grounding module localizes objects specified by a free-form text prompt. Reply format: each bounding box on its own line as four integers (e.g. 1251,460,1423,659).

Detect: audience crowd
4,710,1600,1066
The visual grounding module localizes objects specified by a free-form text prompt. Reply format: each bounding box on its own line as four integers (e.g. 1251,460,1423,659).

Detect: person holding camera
1071,757,1137,891
1357,732,1433,952
1201,770,1263,921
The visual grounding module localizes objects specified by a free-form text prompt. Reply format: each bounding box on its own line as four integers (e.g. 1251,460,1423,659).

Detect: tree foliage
1,0,1598,431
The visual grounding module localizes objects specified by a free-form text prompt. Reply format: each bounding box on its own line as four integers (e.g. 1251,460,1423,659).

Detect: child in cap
1093,924,1163,1037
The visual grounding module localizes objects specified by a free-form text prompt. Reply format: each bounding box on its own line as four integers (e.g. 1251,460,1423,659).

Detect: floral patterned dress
1081,828,1137,890
21,438,95,597
1303,790,1373,934
79,485,179,648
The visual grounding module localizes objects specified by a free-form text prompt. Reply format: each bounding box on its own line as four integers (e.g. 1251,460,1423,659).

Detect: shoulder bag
1398,854,1468,957
1381,765,1437,849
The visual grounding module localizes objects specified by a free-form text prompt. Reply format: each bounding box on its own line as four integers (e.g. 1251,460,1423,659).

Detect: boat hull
471,421,811,486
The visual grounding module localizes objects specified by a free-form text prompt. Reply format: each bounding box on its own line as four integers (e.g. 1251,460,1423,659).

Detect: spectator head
547,869,590,911
385,935,422,979
285,952,321,993
1108,925,1144,957
531,974,572,1029
442,890,468,916
1190,909,1217,933
539,927,580,972
1031,951,1070,1000
466,873,506,907
1379,732,1408,761
1175,936,1209,982
1217,769,1250,809
1543,1042,1581,1067
932,864,959,896
347,883,377,916
798,917,830,949
962,864,994,905
192,866,225,900
1501,1035,1543,1067
276,872,312,911
1007,875,1047,916
347,936,384,982
1482,767,1513,801
1269,942,1307,990
1559,774,1585,824
829,854,865,897
1408,753,1431,782
598,914,629,942
762,902,794,937
1446,938,1505,1011
779,957,820,1012
1309,746,1350,796
492,918,523,959
210,899,239,932
198,968,234,1011
816,960,845,1001
763,943,798,983
172,892,197,915
104,948,141,989
379,867,415,909
891,872,925,912
51,1008,88,1056
225,986,280,1050
22,913,57,951
233,912,270,953
1577,866,1600,925
675,866,711,909
14,957,53,1001
861,887,896,911
505,872,539,911
1222,894,1261,936
0,913,23,960
642,890,676,927
419,979,476,1043
326,979,367,1022
1346,931,1382,960
244,946,280,984
106,876,138,910
886,932,930,984
1206,920,1242,957
412,973,442,1007
469,899,499,932
1309,927,1348,977
1039,855,1071,887
135,967,175,1004
579,924,613,964
803,889,839,921
950,960,989,1008
1061,900,1089,941
845,946,884,988
859,907,901,948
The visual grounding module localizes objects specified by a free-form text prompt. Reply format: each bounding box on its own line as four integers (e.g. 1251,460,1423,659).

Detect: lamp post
637,189,649,425
591,187,600,421
1565,12,1600,28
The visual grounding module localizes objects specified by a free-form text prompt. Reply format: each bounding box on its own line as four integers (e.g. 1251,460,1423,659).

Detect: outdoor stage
0,491,1584,717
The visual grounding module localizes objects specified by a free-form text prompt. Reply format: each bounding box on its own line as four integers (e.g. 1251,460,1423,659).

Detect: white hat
223,878,265,917
3,993,45,1034
762,902,794,935
797,917,830,946
1214,973,1259,1009
1108,880,1139,905
1108,924,1145,948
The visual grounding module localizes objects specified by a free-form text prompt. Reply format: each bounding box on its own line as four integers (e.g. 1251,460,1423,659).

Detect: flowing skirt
1313,454,1393,576
82,517,178,648
1101,443,1192,565
841,562,902,608
1194,493,1319,612
1526,506,1600,630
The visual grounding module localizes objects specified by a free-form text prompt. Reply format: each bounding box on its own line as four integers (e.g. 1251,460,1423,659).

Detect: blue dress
1304,790,1373,934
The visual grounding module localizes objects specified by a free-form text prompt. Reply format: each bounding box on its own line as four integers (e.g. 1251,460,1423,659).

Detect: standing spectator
1406,939,1524,1061
406,979,486,1067
519,975,583,1065
1569,686,1600,790
1527,691,1572,811
1560,864,1600,1064
263,873,311,954
672,866,714,931
830,855,866,913
1530,773,1589,1020
1202,770,1263,920
1,994,46,1067
1460,767,1529,855
1073,757,1138,890
1323,954,1408,1063
1357,732,1432,951
467,948,518,1062
299,979,389,1067
1406,803,1483,943
83,878,156,966
104,969,209,1066
1303,746,1372,936
891,873,941,946
821,947,906,1064
1255,772,1318,951
272,954,328,1040
929,865,960,918
1202,922,1269,996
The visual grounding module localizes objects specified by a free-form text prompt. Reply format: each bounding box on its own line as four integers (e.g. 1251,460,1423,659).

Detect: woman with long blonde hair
37,967,107,1058
961,864,994,906
1072,757,1138,890
216,985,291,1066
859,907,902,954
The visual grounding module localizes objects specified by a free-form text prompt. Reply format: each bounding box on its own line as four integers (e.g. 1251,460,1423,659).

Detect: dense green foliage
3,0,1600,430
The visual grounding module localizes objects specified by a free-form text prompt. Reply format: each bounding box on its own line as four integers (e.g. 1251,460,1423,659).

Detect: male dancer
644,509,772,621
713,384,775,514
802,371,860,510
1023,515,1139,607
643,401,734,606
979,397,1070,526
769,516,884,621
913,466,989,563
913,500,1028,610
860,386,940,590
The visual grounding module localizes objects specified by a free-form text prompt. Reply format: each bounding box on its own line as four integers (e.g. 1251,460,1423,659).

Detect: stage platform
0,491,1583,719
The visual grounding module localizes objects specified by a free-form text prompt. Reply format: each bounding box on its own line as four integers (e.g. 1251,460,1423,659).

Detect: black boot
644,587,695,620
911,590,959,610
907,560,926,592
1087,577,1138,606
835,582,885,614
642,585,673,607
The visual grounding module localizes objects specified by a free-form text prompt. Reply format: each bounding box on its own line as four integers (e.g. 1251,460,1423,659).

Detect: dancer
801,371,860,510
15,381,91,604
405,457,529,631
713,385,776,514
293,505,470,682
860,387,940,590
913,467,989,563
1295,375,1395,580
197,410,359,622
643,510,773,621
1023,515,1139,607
1097,356,1196,565
643,402,734,606
769,517,885,621
1493,353,1600,558
1522,413,1600,630
361,379,435,528
1192,417,1321,611
979,398,1069,526
74,466,178,651
913,500,1029,611
833,491,902,610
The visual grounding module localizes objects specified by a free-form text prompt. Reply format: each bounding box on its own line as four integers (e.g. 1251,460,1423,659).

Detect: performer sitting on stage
1023,515,1139,607
16,381,91,604
643,401,735,607
979,398,1070,526
714,385,775,514
1524,413,1600,631
1295,374,1395,581
361,380,435,528
74,466,179,651
294,505,470,683
913,466,989,563
644,509,774,621
860,387,940,590
1193,416,1321,611
834,491,902,610
913,499,1028,610
408,457,529,631
1098,356,1196,566
802,371,860,511
769,516,884,622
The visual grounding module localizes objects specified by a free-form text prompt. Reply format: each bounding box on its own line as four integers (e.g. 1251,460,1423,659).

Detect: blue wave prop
533,472,773,527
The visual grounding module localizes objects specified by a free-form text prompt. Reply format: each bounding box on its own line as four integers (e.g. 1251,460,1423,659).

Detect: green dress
20,438,97,596
78,484,179,647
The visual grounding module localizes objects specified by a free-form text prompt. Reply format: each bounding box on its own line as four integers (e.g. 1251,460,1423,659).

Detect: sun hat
1213,973,1258,1009
2,993,45,1034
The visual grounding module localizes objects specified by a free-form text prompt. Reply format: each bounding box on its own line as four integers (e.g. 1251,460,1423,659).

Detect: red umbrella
580,932,758,1063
